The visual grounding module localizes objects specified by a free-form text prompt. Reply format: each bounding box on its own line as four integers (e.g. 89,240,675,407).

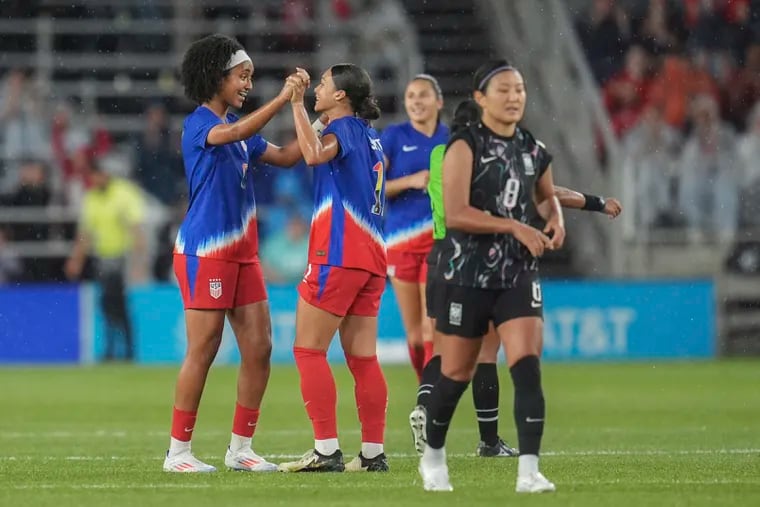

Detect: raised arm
206,93,291,146
289,69,340,166
206,70,308,146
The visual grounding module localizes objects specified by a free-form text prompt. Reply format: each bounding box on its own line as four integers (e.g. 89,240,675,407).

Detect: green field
1,361,759,506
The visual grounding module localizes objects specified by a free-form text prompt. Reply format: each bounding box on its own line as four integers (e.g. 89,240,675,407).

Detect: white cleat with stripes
162,450,217,473
224,446,278,472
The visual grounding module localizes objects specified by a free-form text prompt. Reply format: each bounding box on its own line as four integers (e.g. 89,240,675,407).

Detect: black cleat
277,449,345,472
345,452,389,472
476,437,519,457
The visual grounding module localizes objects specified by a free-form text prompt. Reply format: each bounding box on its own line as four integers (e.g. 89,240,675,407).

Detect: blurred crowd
575,0,760,240
5,0,759,287
0,0,404,286
0,68,315,286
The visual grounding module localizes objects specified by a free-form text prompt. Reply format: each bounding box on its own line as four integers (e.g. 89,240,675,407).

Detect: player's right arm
385,170,429,197
205,72,306,146
444,139,551,257
289,70,340,166
537,186,623,219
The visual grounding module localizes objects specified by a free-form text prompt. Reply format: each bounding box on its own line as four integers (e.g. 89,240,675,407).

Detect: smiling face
220,60,253,109
404,79,442,125
475,69,526,128
313,69,334,113
314,69,344,113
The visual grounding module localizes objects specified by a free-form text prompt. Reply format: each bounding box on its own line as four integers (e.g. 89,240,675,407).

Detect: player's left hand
543,216,565,250
603,197,623,219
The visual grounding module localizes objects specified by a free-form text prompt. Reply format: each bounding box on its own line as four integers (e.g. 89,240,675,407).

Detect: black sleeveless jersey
432,122,553,289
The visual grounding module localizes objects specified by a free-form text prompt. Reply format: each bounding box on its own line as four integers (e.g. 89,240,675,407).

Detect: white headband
225,49,252,70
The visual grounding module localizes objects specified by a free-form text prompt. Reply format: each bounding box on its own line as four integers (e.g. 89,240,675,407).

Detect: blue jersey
309,116,387,276
175,106,268,263
381,121,449,253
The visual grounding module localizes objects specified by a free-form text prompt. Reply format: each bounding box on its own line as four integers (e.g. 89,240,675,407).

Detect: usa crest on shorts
209,278,223,299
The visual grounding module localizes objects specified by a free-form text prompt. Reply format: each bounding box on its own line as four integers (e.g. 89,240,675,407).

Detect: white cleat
409,405,427,456
224,446,278,472
418,447,453,492
516,472,556,493
162,450,217,473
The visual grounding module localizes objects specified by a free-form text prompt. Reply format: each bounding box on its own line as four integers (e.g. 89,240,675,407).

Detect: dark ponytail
357,96,381,120
451,99,480,135
331,63,381,120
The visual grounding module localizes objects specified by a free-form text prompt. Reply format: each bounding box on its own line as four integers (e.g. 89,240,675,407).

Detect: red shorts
386,249,428,284
174,254,267,310
298,264,385,317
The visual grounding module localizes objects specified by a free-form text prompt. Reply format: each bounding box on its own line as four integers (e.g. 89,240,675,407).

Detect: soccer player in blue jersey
277,64,390,473
381,74,448,381
163,34,310,473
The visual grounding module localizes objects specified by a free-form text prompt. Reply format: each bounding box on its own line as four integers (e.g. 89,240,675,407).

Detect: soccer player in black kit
418,59,563,493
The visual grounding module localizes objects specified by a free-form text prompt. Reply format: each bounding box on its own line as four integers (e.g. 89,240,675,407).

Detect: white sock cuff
518,454,539,476
315,438,339,456
361,442,384,459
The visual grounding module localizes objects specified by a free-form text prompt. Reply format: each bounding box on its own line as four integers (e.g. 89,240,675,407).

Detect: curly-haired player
163,34,308,473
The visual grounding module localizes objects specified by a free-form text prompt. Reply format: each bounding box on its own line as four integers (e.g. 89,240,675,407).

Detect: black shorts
425,255,441,319
431,272,543,338
426,276,440,319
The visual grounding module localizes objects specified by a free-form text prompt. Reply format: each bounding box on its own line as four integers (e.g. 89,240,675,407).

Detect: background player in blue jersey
381,74,448,381
164,34,309,473
278,64,390,473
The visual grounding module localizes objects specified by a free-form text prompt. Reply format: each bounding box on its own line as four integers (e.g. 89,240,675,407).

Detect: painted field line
1,448,758,462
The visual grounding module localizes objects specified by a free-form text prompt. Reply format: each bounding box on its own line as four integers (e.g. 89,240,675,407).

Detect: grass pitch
1,361,758,506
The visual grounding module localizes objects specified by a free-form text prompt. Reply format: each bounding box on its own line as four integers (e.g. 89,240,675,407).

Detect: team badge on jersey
209,278,223,299
522,153,535,176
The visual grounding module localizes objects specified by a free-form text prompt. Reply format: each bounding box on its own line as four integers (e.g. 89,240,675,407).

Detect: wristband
581,193,606,212
312,118,326,137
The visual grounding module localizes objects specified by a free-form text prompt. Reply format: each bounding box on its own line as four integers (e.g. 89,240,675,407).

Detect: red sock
171,407,197,442
407,343,425,381
423,341,434,366
294,347,337,440
232,402,260,438
345,354,388,444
